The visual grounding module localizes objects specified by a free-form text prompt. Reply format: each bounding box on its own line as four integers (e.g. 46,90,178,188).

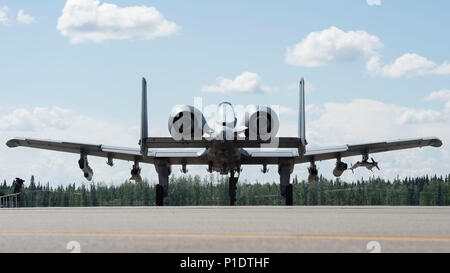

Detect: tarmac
0,206,449,253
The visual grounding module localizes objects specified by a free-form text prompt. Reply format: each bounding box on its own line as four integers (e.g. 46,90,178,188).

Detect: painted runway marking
1,231,450,242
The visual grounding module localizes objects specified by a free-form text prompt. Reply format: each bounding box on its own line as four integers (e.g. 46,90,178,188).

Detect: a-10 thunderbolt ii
6,78,442,206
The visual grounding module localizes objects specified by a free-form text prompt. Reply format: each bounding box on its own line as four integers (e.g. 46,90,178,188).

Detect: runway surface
0,206,449,253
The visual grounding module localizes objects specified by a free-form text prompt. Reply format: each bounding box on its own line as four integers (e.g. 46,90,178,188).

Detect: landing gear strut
279,160,294,206
156,184,164,206
155,159,171,206
229,171,239,206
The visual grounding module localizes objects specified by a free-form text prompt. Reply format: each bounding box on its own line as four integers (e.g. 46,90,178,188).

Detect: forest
1,174,449,207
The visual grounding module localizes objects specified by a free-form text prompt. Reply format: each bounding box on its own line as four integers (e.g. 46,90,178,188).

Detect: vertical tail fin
140,77,148,156
299,78,307,149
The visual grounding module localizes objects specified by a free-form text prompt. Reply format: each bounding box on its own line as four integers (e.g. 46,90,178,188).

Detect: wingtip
431,138,443,147
6,139,19,148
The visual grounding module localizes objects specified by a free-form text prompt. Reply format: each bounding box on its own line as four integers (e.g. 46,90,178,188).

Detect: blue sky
0,0,449,185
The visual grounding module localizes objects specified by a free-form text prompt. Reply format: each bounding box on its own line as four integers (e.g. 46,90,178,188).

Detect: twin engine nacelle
168,105,207,140
239,106,280,140
168,104,280,140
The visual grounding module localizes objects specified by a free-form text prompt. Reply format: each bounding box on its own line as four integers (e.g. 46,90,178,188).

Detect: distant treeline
1,174,449,206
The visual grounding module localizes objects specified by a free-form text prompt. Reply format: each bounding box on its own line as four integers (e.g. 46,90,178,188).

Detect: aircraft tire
285,184,293,206
156,184,164,206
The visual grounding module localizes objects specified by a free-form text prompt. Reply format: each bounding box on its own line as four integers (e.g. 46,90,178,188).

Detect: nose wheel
229,171,239,206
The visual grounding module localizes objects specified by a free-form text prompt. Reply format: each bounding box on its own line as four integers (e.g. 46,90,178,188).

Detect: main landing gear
155,159,171,206
229,161,294,206
229,171,239,206
279,160,294,206
153,160,294,206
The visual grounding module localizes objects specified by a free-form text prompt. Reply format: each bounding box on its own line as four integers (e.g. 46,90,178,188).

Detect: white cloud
17,9,35,24
285,26,383,67
367,53,450,77
201,72,272,94
433,62,450,75
425,90,450,102
308,99,446,145
278,106,297,116
366,0,381,6
56,0,179,43
0,6,8,24
305,104,324,115
277,104,324,116
397,109,442,124
285,27,450,79
0,107,73,131
445,102,450,113
425,90,450,114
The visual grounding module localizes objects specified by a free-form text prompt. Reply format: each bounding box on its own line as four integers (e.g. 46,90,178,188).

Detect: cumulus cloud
277,104,324,117
367,54,450,77
305,104,324,115
433,62,450,75
308,99,445,145
446,102,450,113
278,106,297,116
366,0,381,6
56,0,179,43
0,107,73,131
0,6,8,24
425,90,450,114
286,26,450,78
397,109,442,124
17,9,35,24
285,26,383,67
425,90,450,102
201,72,272,94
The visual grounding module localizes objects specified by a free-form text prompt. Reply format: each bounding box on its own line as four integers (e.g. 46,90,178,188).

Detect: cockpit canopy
216,102,236,127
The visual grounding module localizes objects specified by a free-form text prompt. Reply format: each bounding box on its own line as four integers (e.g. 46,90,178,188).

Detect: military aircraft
6,78,442,206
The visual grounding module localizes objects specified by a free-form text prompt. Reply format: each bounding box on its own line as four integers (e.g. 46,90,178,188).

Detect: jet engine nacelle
333,161,348,177
240,106,279,141
168,105,207,140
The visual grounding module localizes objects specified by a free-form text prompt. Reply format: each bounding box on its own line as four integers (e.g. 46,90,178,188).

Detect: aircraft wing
297,137,442,163
6,136,442,166
240,137,442,164
5,138,208,165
